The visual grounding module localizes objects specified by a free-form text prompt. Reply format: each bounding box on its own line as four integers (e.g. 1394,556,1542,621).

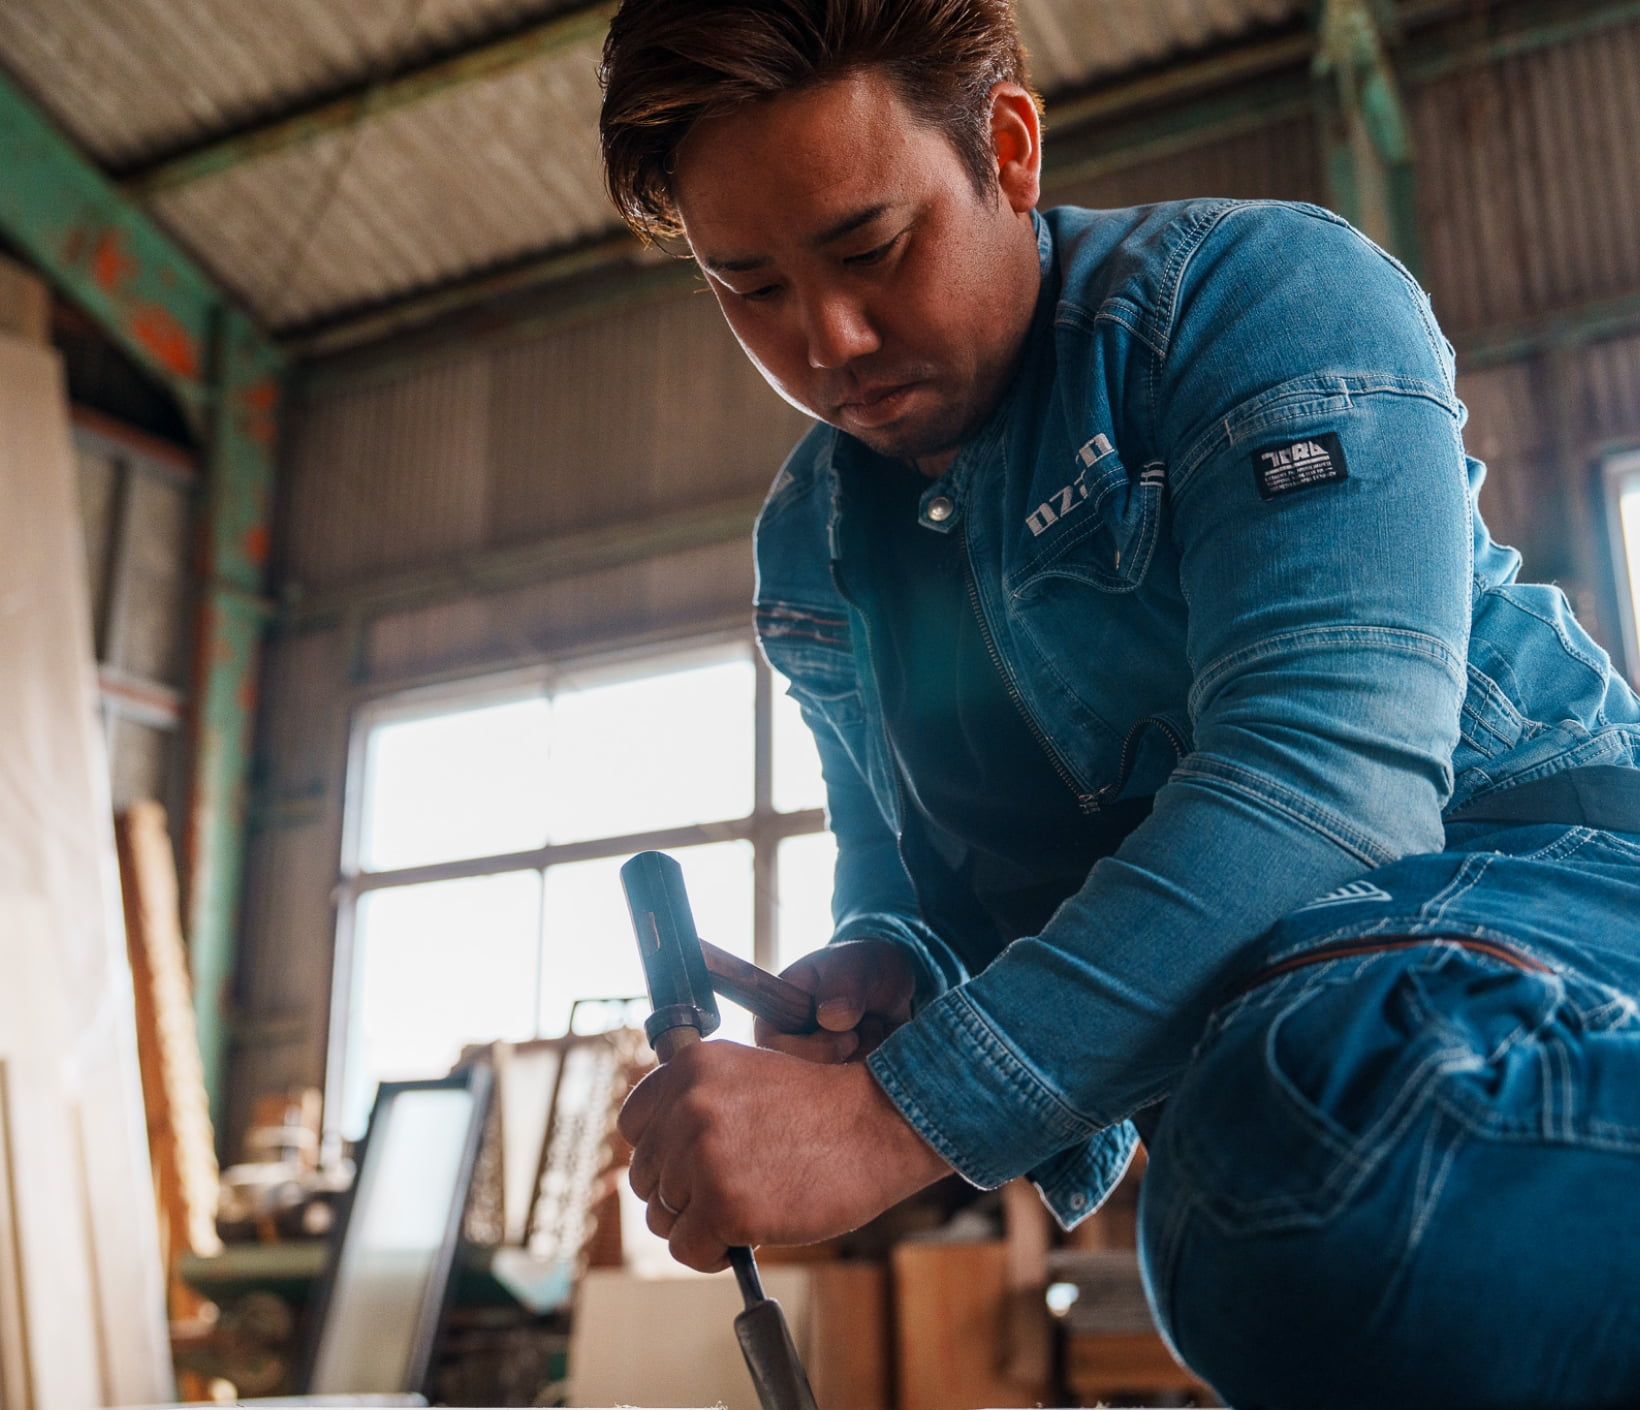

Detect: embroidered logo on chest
1252,433,1349,500
1026,435,1113,537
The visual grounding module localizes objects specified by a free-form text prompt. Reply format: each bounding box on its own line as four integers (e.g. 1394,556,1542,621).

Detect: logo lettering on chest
1026,435,1115,537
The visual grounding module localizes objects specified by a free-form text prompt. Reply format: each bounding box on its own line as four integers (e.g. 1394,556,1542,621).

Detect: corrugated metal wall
282,291,807,589
1413,19,1640,335
234,19,1640,1130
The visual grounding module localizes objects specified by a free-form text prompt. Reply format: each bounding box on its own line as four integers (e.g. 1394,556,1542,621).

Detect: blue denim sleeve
867,206,1473,1225
786,682,969,1004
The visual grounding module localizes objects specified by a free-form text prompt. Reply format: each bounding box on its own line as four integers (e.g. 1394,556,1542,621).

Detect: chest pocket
1005,441,1166,598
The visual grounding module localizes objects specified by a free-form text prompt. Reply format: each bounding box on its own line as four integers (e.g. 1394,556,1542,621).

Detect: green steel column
0,71,282,1129
0,73,216,428
1314,0,1424,279
189,309,282,1132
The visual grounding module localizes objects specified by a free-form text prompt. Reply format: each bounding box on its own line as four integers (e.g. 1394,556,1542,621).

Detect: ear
990,83,1042,214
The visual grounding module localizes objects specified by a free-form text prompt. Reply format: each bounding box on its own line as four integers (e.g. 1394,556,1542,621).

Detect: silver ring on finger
657,1191,682,1217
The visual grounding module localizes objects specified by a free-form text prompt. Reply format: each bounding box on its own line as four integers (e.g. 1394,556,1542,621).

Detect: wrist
847,1058,953,1201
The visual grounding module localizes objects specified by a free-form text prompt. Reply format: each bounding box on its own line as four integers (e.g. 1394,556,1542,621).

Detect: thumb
810,939,914,1030
812,956,868,1032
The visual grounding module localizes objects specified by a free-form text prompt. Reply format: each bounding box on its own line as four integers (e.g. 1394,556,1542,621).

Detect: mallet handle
699,939,819,1035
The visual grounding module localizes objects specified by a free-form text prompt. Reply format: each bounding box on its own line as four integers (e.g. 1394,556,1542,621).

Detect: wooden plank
804,1262,889,1410
1001,1178,1053,1387
116,799,223,1307
1065,1330,1214,1401
0,255,48,345
891,1240,1050,1410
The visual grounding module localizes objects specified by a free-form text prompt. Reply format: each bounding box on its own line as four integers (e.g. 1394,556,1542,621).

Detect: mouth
837,382,919,430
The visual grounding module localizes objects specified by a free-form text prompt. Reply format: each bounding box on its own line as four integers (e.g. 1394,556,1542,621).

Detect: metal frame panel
1603,449,1640,685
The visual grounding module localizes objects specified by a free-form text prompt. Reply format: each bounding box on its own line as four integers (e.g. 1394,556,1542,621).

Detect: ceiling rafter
119,0,617,198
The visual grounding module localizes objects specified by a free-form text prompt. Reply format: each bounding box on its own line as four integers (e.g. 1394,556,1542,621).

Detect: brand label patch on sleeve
1251,433,1348,500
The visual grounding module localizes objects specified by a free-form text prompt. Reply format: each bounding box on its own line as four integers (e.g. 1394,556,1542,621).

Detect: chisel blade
734,1296,820,1410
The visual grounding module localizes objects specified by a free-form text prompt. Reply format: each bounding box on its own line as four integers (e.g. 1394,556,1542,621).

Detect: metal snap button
926,496,955,522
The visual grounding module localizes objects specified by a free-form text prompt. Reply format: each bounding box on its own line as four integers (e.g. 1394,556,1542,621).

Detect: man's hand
619,1039,951,1272
754,937,917,1063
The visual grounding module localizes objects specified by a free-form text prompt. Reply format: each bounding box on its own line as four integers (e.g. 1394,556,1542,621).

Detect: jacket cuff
866,986,1140,1226
866,984,1105,1190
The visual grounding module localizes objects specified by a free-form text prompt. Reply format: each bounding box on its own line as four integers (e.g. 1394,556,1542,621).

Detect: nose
802,290,880,369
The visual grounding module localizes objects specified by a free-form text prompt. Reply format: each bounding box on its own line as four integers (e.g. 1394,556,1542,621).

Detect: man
600,3,1640,1404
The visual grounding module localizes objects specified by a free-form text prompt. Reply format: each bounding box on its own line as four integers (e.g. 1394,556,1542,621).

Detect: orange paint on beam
236,378,280,449
90,229,137,292
131,305,201,378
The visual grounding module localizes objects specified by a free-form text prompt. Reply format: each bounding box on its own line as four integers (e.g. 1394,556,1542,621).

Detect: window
328,639,834,1139
1605,450,1640,685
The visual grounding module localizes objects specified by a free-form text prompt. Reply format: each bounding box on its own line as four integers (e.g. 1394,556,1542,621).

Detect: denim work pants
1139,823,1640,1409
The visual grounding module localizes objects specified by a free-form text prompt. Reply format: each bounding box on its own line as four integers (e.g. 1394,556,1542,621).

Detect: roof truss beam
121,0,617,198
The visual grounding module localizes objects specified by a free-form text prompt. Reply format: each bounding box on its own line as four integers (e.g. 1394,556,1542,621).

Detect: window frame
1603,448,1640,687
322,631,827,1149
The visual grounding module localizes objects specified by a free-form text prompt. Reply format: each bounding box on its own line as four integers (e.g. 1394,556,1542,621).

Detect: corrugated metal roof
0,0,1313,336
1018,0,1304,93
0,0,589,167
147,44,610,328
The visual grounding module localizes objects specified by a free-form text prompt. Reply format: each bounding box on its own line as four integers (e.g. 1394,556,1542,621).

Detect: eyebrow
701,203,893,275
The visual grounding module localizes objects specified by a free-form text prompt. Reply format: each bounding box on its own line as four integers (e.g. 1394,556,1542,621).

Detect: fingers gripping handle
619,850,821,1410
621,850,721,1050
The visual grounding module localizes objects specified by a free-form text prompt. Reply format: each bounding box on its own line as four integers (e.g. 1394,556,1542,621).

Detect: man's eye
845,233,902,267
736,283,781,302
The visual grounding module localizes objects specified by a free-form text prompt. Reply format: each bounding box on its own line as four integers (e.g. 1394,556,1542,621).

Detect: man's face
671,68,1042,473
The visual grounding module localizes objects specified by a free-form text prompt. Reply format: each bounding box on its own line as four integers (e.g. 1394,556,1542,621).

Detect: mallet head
620,849,722,1050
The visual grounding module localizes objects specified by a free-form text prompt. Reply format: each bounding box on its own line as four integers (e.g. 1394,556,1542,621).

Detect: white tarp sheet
0,331,172,1407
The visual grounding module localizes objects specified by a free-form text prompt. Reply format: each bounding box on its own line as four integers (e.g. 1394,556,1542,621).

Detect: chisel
620,849,821,1410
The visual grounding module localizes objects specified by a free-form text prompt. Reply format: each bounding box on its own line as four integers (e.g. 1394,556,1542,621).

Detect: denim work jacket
752,200,1640,1226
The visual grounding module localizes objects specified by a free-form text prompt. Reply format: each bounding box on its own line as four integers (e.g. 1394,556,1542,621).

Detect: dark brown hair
599,0,1038,241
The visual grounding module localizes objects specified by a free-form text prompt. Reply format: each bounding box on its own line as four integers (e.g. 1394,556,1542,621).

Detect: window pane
1621,475,1640,660
361,697,551,871
776,830,838,974
540,841,755,1045
544,657,756,843
772,684,827,814
343,871,541,1136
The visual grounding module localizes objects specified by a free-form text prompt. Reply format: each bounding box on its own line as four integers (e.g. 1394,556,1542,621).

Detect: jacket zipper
960,523,1102,815
1094,713,1189,808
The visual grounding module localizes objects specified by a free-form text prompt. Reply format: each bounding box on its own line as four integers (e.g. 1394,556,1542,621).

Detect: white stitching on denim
1552,1036,1576,1142
1420,853,1494,926
1190,624,1465,717
1407,1112,1459,1251
1173,755,1405,867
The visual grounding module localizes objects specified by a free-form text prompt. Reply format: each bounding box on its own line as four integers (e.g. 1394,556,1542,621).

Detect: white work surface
569,1265,815,1409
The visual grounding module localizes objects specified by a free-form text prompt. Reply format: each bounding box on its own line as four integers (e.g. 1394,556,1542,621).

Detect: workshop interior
1,0,1639,1406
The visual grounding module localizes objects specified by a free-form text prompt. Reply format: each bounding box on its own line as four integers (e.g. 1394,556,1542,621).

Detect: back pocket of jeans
1171,964,1469,1233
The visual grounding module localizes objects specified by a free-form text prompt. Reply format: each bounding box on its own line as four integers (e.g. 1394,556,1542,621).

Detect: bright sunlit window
1606,451,1640,686
330,639,833,1137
